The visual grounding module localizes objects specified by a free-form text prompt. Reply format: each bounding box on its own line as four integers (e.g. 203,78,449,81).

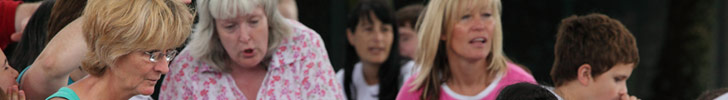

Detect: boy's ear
577,64,592,86
346,28,355,46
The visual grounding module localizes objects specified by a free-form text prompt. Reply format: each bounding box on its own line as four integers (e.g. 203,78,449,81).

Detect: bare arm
20,18,87,100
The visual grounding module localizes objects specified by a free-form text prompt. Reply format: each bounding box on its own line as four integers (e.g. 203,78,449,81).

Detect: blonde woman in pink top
396,0,536,100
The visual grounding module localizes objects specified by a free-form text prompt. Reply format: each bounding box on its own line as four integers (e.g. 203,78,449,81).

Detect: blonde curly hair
81,0,192,76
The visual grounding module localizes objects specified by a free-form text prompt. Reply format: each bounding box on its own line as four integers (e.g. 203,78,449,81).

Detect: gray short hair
188,0,291,72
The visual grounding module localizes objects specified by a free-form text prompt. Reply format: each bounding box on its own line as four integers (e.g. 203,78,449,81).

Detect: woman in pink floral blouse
159,0,344,99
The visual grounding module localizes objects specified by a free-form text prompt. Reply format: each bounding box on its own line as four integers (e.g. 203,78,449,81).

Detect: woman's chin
137,87,156,95
236,59,264,68
461,53,487,60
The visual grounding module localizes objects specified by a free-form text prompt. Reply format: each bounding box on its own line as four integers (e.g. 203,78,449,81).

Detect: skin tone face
556,63,637,100
0,48,24,100
111,50,172,95
216,7,270,69
347,11,394,66
398,22,416,59
583,63,634,100
0,51,18,93
441,0,500,96
443,2,495,62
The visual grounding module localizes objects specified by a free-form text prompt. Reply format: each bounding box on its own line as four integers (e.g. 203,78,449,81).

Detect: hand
620,94,639,100
5,85,26,100
11,18,29,42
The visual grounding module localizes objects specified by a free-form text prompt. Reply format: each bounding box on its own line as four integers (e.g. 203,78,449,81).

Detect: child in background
548,13,640,100
395,4,423,60
394,3,424,82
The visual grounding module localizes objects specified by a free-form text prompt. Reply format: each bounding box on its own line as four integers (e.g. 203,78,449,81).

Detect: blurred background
15,0,728,99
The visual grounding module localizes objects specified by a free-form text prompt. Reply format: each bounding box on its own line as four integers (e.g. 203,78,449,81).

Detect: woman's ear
577,64,592,86
346,28,355,46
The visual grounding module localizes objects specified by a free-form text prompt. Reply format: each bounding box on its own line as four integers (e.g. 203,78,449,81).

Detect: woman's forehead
215,9,266,21
209,0,263,20
455,0,494,13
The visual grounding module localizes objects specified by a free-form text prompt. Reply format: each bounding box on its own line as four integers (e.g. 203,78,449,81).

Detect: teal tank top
16,65,75,85
45,87,80,100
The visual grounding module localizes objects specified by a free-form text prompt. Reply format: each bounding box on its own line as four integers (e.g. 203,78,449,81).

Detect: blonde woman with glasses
45,0,192,99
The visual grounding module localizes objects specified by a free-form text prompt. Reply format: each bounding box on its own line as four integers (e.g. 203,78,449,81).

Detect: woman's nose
372,31,385,42
238,28,252,43
155,61,170,74
11,68,19,79
471,17,486,32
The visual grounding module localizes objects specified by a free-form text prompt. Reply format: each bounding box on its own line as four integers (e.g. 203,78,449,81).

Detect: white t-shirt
715,93,728,100
401,60,416,81
544,86,565,100
440,73,503,100
335,61,416,100
128,95,153,100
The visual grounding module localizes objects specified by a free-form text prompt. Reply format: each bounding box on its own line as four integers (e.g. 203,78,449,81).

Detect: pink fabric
396,62,537,100
160,20,345,100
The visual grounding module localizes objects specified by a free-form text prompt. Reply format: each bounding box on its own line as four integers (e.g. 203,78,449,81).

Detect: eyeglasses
144,49,178,63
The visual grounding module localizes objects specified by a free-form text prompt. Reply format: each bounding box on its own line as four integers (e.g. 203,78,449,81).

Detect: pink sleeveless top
396,62,537,100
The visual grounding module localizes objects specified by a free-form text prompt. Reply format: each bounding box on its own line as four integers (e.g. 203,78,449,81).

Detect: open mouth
368,47,385,54
470,37,487,44
244,49,254,53
242,48,256,57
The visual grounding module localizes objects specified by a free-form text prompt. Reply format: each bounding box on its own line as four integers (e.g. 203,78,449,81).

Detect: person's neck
445,51,493,96
361,61,381,85
69,74,135,100
228,61,267,100
554,83,585,100
228,61,267,76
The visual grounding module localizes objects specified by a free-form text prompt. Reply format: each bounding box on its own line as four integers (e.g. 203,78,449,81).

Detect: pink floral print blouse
160,20,345,100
